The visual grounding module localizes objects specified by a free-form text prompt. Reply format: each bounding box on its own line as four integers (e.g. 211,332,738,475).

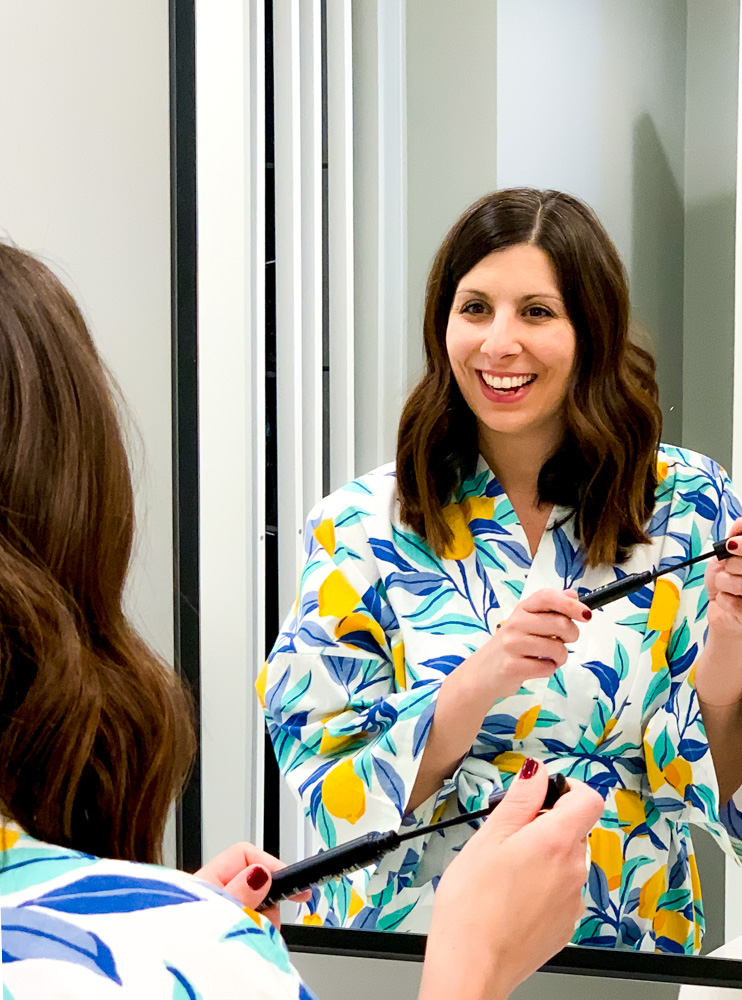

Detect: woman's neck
479,426,562,556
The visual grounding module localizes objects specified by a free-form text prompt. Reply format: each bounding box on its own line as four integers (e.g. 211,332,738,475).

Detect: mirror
190,0,742,984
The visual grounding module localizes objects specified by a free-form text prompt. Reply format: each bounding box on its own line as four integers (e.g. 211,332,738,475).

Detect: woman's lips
477,369,537,404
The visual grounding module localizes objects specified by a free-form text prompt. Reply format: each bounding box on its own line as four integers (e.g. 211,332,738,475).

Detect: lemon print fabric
261,444,742,951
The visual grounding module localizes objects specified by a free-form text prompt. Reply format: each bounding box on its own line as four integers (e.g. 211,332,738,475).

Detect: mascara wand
258,774,568,909
582,537,734,611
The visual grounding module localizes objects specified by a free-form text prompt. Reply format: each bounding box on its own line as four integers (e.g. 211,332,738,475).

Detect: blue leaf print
297,623,335,648
322,655,363,689
412,702,435,758
680,490,718,522
167,965,203,1000
298,759,335,796
351,905,379,930
2,906,121,984
420,654,464,675
386,571,442,596
584,660,619,700
588,862,610,910
369,537,415,572
372,758,406,817
493,539,531,568
300,982,320,1000
648,504,672,537
678,739,707,763
20,874,201,914
553,526,583,585
339,629,389,659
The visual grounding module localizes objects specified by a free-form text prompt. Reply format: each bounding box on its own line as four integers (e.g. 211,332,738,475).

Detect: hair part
0,243,195,863
396,188,662,567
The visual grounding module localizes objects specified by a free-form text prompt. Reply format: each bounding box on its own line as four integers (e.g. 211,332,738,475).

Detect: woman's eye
525,305,553,319
461,301,488,315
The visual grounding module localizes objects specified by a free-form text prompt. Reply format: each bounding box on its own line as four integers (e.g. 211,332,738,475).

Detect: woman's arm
406,589,591,812
694,525,742,805
419,760,604,1000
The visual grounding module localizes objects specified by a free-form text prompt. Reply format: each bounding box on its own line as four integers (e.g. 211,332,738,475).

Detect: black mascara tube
582,537,732,610
259,773,568,909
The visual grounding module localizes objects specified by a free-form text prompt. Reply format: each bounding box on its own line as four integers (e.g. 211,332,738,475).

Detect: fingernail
519,757,538,780
729,540,739,551
246,865,270,890
582,609,592,621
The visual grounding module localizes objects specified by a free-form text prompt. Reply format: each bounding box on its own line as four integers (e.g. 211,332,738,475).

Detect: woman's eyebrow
454,288,490,298
522,292,563,303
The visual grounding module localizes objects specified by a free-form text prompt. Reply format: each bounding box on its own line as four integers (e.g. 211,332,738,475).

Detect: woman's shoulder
1,829,301,999
658,443,731,488
308,462,398,524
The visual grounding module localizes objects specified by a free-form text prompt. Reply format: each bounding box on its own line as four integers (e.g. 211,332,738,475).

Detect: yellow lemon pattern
321,758,366,824
589,828,623,891
261,446,742,947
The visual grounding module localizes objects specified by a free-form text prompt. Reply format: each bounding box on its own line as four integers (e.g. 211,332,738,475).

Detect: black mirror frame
169,0,742,986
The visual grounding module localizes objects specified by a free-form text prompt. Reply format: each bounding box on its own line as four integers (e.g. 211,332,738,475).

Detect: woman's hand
695,519,742,708
419,760,604,1000
195,843,311,929
471,588,592,701
406,588,591,813
705,519,742,640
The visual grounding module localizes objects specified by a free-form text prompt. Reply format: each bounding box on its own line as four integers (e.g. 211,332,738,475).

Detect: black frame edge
170,0,202,873
283,927,742,988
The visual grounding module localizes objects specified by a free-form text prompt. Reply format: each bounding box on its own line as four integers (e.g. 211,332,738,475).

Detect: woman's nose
479,312,522,357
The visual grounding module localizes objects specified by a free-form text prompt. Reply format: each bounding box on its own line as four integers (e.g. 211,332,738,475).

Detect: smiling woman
260,188,742,953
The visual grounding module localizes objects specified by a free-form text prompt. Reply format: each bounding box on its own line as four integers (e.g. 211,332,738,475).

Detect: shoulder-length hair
396,188,662,567
0,244,195,863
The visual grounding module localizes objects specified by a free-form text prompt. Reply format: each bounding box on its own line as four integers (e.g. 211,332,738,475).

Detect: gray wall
497,0,688,446
0,0,174,854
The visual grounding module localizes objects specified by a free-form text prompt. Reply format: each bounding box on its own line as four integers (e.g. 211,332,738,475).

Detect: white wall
497,0,688,447
0,0,174,855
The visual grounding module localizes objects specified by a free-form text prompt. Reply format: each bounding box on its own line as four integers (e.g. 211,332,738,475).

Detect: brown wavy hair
397,189,663,566
0,244,195,862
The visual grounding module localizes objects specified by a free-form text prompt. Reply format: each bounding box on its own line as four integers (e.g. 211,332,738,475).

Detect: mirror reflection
256,0,742,962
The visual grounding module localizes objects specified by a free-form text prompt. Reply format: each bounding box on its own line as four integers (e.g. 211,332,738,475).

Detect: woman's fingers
224,863,273,910
519,610,580,643
195,841,284,888
521,588,592,623
502,633,569,666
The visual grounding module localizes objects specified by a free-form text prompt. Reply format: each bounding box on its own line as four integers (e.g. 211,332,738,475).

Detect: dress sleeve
642,464,742,856
258,502,446,854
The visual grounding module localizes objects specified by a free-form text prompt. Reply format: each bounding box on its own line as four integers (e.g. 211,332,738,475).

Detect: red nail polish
246,865,270,891
582,609,592,621
729,540,739,551
519,757,538,780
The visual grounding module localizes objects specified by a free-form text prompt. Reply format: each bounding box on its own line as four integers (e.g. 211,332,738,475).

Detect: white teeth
481,372,535,390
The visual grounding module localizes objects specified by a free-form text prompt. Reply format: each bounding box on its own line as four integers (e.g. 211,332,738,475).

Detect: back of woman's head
397,188,662,566
0,243,195,862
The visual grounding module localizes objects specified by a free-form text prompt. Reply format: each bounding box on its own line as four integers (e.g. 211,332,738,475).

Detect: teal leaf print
223,917,294,976
0,850,97,896
377,902,417,931
614,641,629,681
653,730,675,771
167,965,204,1000
316,802,338,848
643,670,670,714
390,526,442,571
19,874,201,914
2,906,121,984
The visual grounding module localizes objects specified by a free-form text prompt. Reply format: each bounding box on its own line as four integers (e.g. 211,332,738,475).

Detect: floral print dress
0,827,316,999
260,445,742,952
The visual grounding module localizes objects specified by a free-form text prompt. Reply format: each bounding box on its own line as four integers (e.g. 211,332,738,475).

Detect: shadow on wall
630,112,684,449
682,188,735,474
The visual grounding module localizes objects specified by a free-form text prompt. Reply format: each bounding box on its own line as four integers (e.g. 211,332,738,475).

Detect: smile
480,372,537,390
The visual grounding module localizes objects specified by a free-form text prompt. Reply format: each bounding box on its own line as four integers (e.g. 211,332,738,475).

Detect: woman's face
446,244,577,447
